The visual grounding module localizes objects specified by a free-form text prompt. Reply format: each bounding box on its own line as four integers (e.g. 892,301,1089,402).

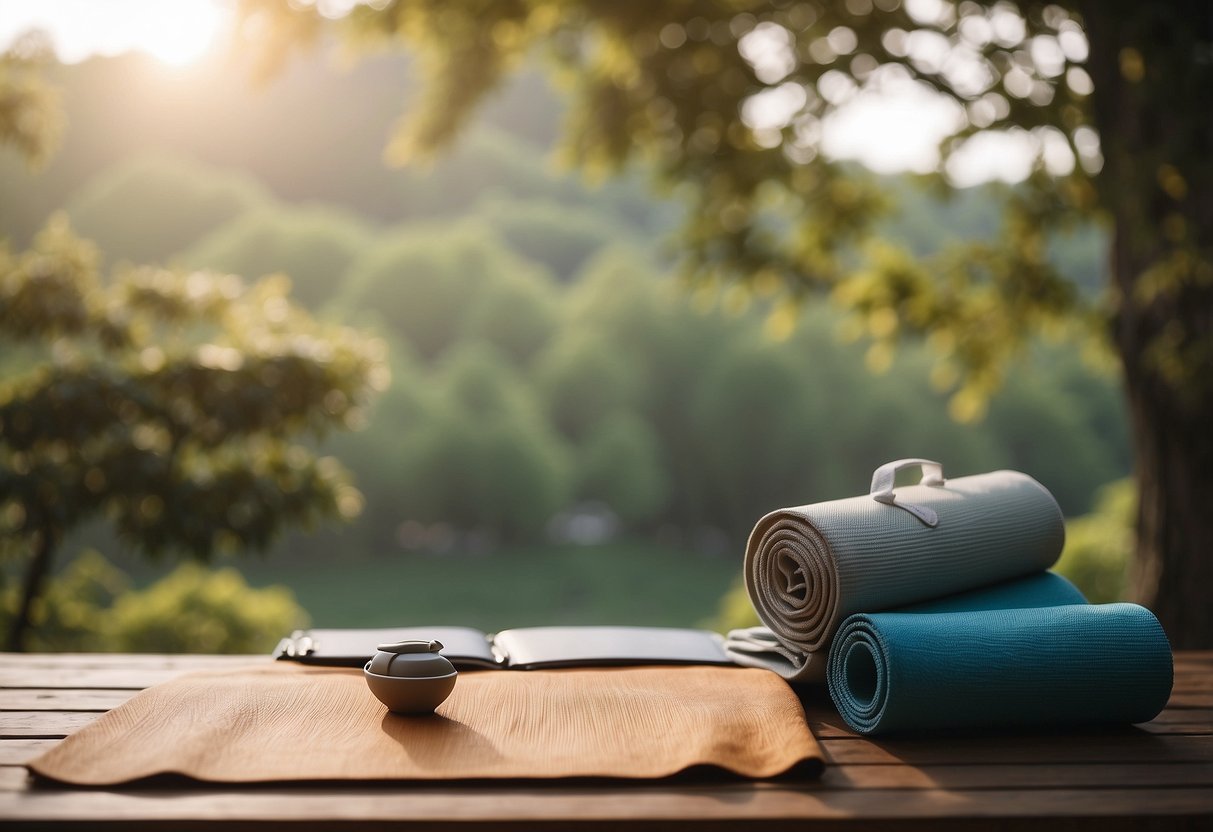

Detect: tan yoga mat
29,663,822,784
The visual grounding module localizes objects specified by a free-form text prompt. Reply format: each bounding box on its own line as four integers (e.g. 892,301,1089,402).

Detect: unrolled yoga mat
727,570,1085,682
727,464,1066,682
28,664,823,785
827,603,1173,735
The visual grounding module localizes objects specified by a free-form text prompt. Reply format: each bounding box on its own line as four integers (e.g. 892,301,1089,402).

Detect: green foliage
105,562,307,653
688,333,827,531
576,412,670,526
0,550,128,652
65,154,270,265
458,265,559,365
0,216,385,648
0,550,306,653
337,222,549,361
396,345,571,541
535,329,643,440
243,0,1113,416
1055,479,1135,603
473,196,632,281
711,575,760,634
181,204,373,312
982,361,1127,511
0,37,63,168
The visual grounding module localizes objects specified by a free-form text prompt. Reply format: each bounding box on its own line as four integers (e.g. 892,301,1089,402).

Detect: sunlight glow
0,0,1041,184
822,82,966,175
0,0,226,66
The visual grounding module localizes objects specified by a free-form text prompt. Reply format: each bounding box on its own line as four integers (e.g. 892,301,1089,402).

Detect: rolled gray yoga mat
827,603,1173,735
725,460,1066,682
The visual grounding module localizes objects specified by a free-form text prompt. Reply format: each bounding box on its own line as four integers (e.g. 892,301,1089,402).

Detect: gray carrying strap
869,458,946,527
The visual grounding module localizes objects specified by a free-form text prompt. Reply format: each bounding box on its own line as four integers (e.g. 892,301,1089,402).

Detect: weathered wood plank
0,778,1210,831
822,734,1213,766
821,761,1213,789
0,654,263,667
0,712,101,738
1167,691,1212,709
0,739,57,766
806,710,1213,739
0,689,137,711
0,655,263,690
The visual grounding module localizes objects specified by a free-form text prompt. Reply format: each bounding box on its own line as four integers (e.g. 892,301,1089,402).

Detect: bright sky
0,0,1044,185
0,0,228,66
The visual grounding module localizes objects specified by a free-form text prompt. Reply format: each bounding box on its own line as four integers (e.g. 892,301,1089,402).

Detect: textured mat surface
727,469,1067,682
28,664,823,784
727,570,1086,682
746,470,1064,653
826,603,1173,735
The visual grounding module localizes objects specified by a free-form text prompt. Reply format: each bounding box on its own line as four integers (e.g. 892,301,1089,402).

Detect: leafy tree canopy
235,0,1212,646
65,153,271,266
0,216,387,649
0,35,62,168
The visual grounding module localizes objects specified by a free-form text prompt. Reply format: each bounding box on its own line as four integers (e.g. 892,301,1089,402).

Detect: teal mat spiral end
826,603,1174,736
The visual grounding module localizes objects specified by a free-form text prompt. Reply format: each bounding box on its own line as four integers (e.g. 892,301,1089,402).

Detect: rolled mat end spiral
827,603,1174,736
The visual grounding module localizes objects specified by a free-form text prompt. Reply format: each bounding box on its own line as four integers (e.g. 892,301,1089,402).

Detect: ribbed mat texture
727,570,1085,682
826,603,1174,735
726,470,1066,682
28,664,823,785
894,570,1086,612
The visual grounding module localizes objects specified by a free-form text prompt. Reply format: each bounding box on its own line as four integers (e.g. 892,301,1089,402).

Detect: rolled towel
827,603,1173,735
728,460,1066,682
727,570,1085,682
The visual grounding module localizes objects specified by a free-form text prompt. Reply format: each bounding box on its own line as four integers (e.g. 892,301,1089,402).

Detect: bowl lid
366,639,457,678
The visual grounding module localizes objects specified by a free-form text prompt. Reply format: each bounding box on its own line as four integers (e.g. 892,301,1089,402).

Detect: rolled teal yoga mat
727,570,1086,683
896,570,1086,613
827,603,1173,735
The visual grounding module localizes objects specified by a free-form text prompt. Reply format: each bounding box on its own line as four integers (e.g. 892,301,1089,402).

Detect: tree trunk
1082,1,1213,648
6,524,58,652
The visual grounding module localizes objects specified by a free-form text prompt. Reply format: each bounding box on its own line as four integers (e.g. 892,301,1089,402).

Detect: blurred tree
416,344,570,540
337,222,547,361
182,203,373,312
0,550,128,652
0,550,307,654
535,330,644,440
65,154,270,265
688,334,826,533
576,412,671,526
1055,478,1134,603
459,265,559,365
0,218,387,650
104,563,307,654
0,34,62,168
240,0,1213,646
473,196,632,281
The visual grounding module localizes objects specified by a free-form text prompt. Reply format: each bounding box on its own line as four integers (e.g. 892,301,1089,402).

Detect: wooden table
0,652,1210,830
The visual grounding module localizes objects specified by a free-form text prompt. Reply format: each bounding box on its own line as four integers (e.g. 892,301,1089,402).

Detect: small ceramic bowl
363,639,457,715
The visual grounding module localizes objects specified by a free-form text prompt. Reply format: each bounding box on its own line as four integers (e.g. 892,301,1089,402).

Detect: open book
274,625,731,670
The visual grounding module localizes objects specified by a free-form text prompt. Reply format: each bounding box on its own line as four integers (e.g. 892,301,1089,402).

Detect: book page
493,626,730,670
275,626,499,667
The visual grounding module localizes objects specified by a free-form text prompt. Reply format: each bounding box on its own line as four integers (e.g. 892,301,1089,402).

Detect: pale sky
0,0,229,65
0,0,1048,186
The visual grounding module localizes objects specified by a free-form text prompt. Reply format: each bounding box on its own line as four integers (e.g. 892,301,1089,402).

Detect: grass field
223,541,742,632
